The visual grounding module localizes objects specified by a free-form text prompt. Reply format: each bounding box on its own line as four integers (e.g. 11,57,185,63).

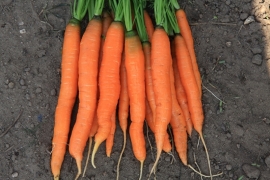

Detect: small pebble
252,54,263,65
36,50,46,58
225,0,230,5
19,79,25,86
265,155,270,168
8,82,14,89
244,16,255,25
242,164,260,179
6,144,10,148
36,87,42,93
237,143,241,148
19,29,26,34
226,164,232,171
18,21,24,26
11,172,18,178
25,94,30,100
226,42,232,47
165,156,171,162
24,67,30,72
28,102,32,106
240,13,249,20
215,165,220,170
5,79,9,84
251,47,262,54
50,89,56,96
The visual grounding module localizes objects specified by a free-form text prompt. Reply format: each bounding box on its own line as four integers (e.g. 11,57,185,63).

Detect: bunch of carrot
50,0,220,179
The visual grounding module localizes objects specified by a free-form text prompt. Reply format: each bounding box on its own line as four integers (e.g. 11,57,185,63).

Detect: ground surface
1,0,270,180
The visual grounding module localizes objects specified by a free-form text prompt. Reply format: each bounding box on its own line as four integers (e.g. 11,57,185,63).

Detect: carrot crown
71,0,89,22
133,0,149,42
87,0,95,20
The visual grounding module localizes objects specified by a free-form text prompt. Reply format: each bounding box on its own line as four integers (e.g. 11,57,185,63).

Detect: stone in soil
251,47,262,54
8,82,14,89
242,164,260,179
252,54,263,65
265,155,270,168
36,87,42,93
240,13,249,20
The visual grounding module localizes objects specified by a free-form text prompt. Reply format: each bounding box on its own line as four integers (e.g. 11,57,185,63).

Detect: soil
1,0,270,180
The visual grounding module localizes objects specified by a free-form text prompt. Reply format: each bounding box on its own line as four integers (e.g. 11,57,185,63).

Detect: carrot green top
87,0,95,20
170,0,180,10
71,0,89,23
94,0,105,17
110,0,124,22
123,0,133,32
133,0,149,42
166,2,180,34
154,0,166,27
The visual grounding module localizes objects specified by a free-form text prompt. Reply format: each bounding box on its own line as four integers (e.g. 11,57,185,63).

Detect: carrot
171,40,193,136
143,10,154,42
50,1,88,179
91,0,124,168
68,1,104,179
106,109,116,157
148,0,172,177
145,99,172,153
123,1,146,179
169,66,188,165
116,54,129,180
175,9,202,97
175,34,212,179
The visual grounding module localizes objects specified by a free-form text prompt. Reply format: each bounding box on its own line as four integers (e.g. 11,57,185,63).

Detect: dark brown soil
0,0,270,180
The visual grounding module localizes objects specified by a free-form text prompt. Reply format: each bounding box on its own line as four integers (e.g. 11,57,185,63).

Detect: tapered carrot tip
149,150,161,178
117,132,127,180
139,160,144,180
54,176,59,180
74,159,82,180
91,141,101,168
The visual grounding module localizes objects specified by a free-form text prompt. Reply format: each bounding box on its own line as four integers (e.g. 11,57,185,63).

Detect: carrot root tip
91,141,101,168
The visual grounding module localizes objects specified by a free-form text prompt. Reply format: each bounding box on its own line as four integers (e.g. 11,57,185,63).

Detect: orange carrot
50,0,90,177
143,42,171,153
171,40,193,136
68,16,102,180
116,54,129,180
176,9,202,97
169,66,188,165
149,27,172,176
125,31,146,179
91,20,124,168
175,34,212,179
106,109,116,157
143,10,154,42
145,99,171,153
50,18,81,180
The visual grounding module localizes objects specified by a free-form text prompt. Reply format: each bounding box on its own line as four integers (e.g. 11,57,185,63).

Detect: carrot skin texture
118,54,129,133
68,18,102,174
145,99,171,153
143,42,156,122
151,28,172,158
144,42,171,153
171,41,193,136
125,33,146,161
106,110,116,157
169,67,188,166
51,20,80,179
176,9,202,97
175,35,203,135
95,21,124,148
143,10,154,42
